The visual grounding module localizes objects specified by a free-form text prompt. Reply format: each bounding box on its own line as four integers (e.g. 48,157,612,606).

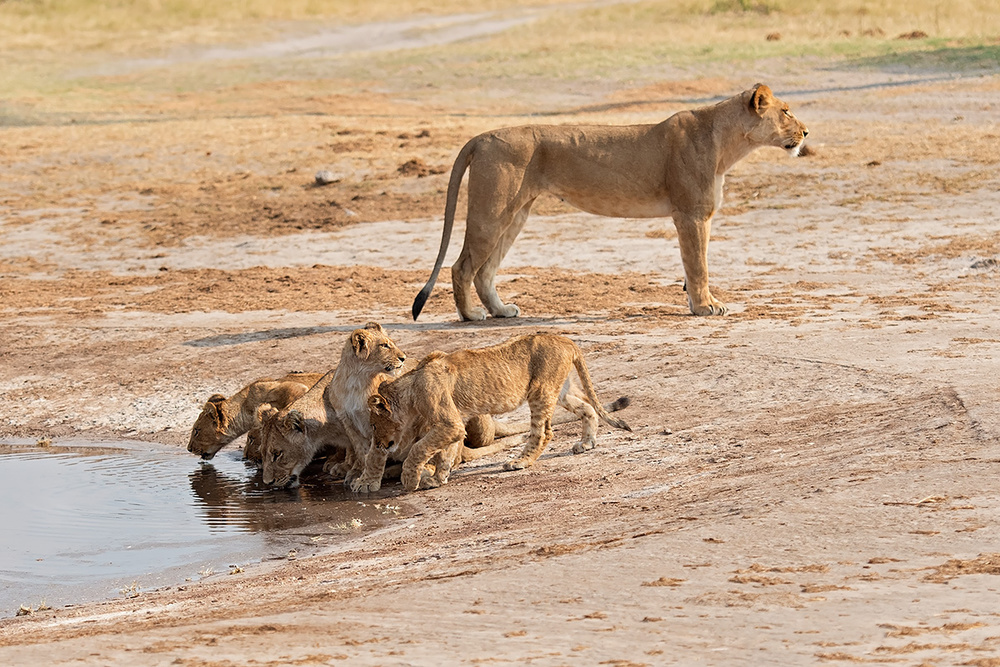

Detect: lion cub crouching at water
367,333,631,492
257,323,406,488
187,372,324,461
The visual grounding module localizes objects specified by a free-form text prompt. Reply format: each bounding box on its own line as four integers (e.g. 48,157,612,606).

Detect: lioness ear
363,321,384,333
749,83,773,114
206,394,227,406
351,330,371,360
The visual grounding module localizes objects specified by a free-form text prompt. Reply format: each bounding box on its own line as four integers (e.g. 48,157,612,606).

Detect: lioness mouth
200,453,214,461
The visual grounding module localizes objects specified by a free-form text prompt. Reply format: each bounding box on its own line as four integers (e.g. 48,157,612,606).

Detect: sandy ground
2,10,1000,664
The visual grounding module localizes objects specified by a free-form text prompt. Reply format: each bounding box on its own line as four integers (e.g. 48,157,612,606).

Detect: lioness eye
193,428,199,436
380,343,390,349
783,109,791,117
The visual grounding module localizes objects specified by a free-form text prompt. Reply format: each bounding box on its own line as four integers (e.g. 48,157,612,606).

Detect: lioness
258,323,406,488
187,372,324,461
366,333,632,492
411,83,808,321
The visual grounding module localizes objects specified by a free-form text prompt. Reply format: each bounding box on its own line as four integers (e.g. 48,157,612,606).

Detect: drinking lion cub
367,333,631,491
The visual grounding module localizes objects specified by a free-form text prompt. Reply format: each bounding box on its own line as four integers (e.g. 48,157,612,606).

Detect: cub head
187,394,230,460
345,322,406,376
368,394,401,450
257,403,311,488
744,83,808,156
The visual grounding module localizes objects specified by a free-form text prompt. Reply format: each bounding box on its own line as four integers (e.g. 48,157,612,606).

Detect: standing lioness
411,83,808,321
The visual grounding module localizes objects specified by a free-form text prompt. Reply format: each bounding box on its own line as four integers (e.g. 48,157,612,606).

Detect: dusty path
1,10,1000,663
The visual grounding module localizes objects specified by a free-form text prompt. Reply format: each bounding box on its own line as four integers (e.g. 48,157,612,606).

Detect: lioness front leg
674,211,727,316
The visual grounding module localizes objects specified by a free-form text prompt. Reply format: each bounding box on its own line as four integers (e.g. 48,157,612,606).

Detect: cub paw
401,470,421,492
350,477,381,494
323,459,349,479
503,458,531,471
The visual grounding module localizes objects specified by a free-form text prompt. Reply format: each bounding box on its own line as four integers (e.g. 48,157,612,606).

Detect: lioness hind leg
473,203,533,318
451,252,488,322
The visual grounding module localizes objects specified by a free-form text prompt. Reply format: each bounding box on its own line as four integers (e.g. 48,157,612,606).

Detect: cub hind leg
503,391,558,471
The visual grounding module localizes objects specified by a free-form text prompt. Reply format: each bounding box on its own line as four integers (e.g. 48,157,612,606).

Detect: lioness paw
572,439,596,454
460,306,489,322
494,303,520,318
690,300,728,316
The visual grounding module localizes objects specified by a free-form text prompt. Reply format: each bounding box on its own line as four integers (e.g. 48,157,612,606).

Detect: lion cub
367,333,631,491
187,372,324,461
258,323,406,488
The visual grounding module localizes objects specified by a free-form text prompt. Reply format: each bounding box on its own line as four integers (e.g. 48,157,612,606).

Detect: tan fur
411,83,808,321
258,323,405,488
360,380,630,492
367,334,631,492
187,372,324,461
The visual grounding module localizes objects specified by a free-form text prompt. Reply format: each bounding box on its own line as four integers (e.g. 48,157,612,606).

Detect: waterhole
0,440,401,617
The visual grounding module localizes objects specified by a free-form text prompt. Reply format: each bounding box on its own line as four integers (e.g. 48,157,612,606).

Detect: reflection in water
0,442,399,617
188,458,380,533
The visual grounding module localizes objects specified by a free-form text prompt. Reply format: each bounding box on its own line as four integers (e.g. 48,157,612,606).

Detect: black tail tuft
412,288,430,321
608,396,631,412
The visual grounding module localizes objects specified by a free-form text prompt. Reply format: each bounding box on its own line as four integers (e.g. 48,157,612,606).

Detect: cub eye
271,452,281,462
193,428,200,436
379,343,390,349
783,109,791,117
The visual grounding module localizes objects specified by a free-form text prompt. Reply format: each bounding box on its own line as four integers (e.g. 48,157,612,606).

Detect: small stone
314,170,339,185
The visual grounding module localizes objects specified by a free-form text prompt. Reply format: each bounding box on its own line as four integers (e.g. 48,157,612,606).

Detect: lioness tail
412,138,478,320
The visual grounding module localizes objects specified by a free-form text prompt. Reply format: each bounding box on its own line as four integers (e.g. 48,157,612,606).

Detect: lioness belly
555,188,674,219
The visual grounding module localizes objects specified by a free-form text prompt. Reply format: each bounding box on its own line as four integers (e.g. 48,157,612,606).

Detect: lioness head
368,394,401,450
745,83,808,156
257,403,312,488
187,394,229,459
346,322,406,376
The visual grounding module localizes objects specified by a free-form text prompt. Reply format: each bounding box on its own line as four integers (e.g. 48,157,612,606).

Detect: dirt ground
2,13,1000,665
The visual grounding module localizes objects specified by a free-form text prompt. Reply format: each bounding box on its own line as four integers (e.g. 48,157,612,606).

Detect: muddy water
0,440,400,617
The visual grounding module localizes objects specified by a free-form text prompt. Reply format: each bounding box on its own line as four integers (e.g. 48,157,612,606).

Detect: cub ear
206,395,228,428
749,83,773,114
363,321,384,333
256,403,278,423
368,394,392,416
284,409,306,433
351,330,371,360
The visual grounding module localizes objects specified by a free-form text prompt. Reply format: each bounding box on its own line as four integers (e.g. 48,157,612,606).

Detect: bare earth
2,15,1000,666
